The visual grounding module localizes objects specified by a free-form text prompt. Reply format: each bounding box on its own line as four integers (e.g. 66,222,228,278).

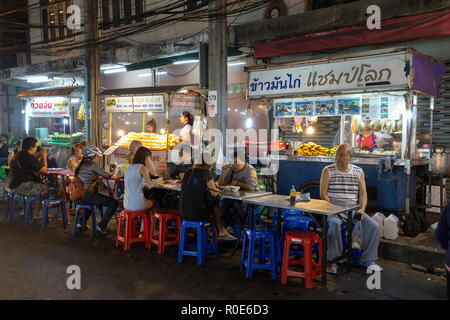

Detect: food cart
17,87,86,166
247,48,447,214
101,85,205,172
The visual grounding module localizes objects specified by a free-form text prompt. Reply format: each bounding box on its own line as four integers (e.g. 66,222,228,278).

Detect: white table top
244,194,360,216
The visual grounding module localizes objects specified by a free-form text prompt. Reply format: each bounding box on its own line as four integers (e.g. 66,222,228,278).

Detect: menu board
274,100,294,117
315,100,336,116
28,97,70,117
294,100,314,116
338,98,361,115
361,96,380,120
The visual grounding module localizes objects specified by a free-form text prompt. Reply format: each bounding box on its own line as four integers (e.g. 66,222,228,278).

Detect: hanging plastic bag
352,221,364,250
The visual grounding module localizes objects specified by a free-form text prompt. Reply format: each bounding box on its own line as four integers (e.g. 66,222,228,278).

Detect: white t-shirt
179,124,193,145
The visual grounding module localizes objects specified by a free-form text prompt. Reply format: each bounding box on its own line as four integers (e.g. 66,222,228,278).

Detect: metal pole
428,97,434,209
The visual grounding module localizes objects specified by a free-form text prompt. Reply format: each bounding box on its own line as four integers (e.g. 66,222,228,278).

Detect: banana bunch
326,145,338,157
296,142,329,156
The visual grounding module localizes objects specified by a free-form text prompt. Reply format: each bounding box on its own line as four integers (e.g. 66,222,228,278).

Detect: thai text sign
133,95,164,113
28,97,70,117
171,94,200,109
105,96,164,113
248,53,409,97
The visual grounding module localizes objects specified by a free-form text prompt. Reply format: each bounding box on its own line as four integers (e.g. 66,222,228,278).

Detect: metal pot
430,146,449,175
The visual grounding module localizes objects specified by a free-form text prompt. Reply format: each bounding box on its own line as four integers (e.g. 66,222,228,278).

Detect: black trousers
79,191,118,230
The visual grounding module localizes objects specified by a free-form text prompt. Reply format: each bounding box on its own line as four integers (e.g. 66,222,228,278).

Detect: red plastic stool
149,210,182,254
281,230,323,288
116,209,150,251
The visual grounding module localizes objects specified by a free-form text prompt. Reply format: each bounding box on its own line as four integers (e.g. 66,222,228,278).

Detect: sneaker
327,263,339,274
96,226,109,235
76,224,84,231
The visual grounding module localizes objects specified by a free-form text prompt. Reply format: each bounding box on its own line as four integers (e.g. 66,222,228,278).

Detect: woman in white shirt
179,111,194,146
124,147,163,212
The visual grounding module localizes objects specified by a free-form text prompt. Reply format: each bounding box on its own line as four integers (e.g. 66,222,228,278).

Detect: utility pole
85,0,102,147
208,0,228,154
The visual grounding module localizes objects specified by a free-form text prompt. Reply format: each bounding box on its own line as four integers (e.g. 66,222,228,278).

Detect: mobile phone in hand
354,213,363,221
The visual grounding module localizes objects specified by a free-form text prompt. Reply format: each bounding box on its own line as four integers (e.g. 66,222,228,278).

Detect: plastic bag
352,221,364,250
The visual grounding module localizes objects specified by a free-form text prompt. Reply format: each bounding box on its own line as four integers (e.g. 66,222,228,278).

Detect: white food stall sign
249,52,408,97
105,97,133,113
133,95,164,113
208,91,217,118
28,97,70,117
171,94,200,109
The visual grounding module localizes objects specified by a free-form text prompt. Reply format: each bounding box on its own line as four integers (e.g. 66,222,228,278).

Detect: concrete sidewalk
0,206,446,300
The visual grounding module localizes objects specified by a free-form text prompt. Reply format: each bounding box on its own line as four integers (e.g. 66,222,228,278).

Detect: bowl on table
230,186,240,193
168,180,178,185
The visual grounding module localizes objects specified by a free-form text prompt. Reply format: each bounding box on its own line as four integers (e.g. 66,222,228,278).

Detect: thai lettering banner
105,97,133,113
28,97,70,117
249,52,409,97
171,94,200,109
105,96,164,113
133,95,164,113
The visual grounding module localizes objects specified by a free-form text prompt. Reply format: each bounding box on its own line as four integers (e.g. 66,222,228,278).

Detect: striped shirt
326,163,362,204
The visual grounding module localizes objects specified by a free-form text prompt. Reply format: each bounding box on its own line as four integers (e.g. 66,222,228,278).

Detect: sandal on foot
218,234,237,241
327,263,339,274
360,261,383,272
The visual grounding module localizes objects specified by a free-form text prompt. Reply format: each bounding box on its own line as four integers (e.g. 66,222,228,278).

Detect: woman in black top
6,137,48,218
180,157,236,240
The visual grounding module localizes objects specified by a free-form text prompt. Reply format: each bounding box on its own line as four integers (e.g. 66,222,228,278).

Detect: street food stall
17,87,86,166
101,85,205,172
247,48,447,214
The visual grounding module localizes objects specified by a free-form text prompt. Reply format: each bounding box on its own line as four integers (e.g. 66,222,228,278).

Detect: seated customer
218,150,259,227
124,147,163,212
75,145,118,235
67,142,85,170
6,137,48,218
180,155,236,240
7,140,21,166
320,144,382,274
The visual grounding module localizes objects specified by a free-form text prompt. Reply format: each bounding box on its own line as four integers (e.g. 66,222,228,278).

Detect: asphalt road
0,211,446,300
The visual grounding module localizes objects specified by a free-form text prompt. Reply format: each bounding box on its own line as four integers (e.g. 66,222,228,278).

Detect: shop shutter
417,60,450,150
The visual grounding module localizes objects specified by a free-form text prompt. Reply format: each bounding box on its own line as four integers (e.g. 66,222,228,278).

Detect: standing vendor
146,119,157,134
357,120,378,152
179,111,194,146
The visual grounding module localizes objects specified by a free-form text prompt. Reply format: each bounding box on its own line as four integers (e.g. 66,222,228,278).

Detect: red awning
254,9,450,59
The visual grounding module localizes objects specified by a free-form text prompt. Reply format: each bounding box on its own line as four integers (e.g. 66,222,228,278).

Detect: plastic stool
178,220,218,265
41,199,68,231
240,226,281,279
281,230,323,288
24,195,43,226
116,209,150,251
341,226,363,265
72,204,104,237
4,193,24,221
149,210,181,254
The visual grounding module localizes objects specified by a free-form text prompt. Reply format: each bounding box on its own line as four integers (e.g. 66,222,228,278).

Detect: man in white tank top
320,144,382,274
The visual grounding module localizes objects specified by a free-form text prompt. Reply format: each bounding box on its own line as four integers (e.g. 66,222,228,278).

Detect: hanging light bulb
118,130,124,137
306,126,314,135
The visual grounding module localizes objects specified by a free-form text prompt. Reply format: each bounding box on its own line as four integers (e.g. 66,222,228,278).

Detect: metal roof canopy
100,84,205,96
16,87,81,98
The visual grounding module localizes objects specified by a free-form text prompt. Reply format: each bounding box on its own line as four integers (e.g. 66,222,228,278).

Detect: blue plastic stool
72,204,104,237
24,195,44,226
41,199,68,231
4,193,24,221
240,226,281,279
178,220,218,265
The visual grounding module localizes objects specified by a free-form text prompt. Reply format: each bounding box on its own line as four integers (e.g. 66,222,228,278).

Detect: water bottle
290,185,296,206
372,212,386,238
383,214,399,240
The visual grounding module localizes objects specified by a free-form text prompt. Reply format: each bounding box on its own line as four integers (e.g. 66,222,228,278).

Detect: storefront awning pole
84,66,89,142
166,94,171,163
109,113,112,147
142,113,146,132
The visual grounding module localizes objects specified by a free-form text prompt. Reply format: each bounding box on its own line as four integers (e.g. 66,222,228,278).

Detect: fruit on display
115,132,179,150
296,142,329,156
326,145,338,157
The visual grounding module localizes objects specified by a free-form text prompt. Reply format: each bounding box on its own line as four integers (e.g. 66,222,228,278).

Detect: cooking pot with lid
430,146,449,175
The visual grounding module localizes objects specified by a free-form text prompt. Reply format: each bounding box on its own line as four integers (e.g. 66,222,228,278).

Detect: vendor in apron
357,120,378,152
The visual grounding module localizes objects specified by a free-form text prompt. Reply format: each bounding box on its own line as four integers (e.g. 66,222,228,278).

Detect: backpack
68,176,85,202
